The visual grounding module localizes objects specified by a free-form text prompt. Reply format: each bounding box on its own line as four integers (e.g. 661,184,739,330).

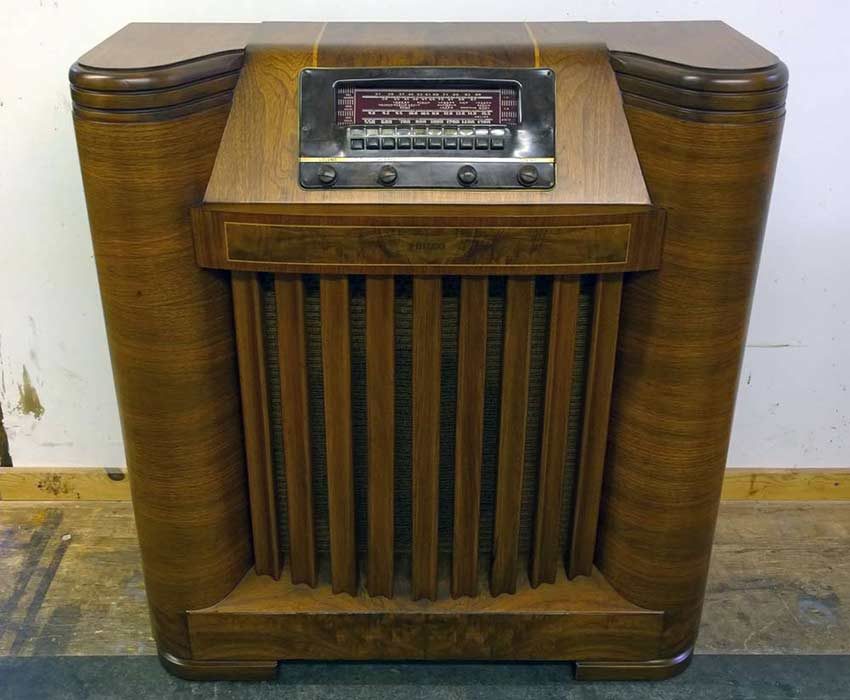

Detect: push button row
351,134,505,151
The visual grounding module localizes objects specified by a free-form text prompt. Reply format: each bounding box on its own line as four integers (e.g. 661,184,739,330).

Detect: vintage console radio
299,68,555,189
70,21,787,682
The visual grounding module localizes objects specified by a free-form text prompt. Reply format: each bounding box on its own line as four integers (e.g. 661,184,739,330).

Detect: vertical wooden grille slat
320,275,358,595
231,271,281,579
366,276,395,598
274,274,318,586
491,277,535,596
451,277,488,598
411,276,442,600
531,277,580,587
569,273,624,578
265,272,593,597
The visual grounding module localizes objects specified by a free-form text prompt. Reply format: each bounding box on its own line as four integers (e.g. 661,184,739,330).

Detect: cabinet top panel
72,21,785,93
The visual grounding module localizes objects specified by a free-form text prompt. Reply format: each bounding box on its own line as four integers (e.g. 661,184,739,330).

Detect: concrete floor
1,500,848,657
3,654,850,700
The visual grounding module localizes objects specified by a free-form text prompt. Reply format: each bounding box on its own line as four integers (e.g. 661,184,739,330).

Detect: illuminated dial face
336,85,519,125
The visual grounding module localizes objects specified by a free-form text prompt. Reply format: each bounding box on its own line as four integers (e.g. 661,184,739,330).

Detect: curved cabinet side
598,105,784,657
73,104,252,658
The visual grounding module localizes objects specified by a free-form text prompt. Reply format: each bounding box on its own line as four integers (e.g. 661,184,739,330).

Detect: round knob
317,165,337,186
378,165,398,186
457,165,478,186
517,165,539,187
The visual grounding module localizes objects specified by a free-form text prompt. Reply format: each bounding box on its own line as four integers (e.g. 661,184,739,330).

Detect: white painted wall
1,1,847,468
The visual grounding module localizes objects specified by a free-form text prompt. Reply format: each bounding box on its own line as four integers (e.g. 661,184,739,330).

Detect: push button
366,137,380,150
490,137,504,150
413,137,427,149
381,137,396,149
428,137,442,149
443,137,458,149
475,137,489,150
397,137,412,149
459,137,474,150
350,138,365,150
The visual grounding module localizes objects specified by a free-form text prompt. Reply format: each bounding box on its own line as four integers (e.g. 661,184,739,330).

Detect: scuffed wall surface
0,1,848,467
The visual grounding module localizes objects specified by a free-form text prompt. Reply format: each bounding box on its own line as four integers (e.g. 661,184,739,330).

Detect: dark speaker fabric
262,274,591,579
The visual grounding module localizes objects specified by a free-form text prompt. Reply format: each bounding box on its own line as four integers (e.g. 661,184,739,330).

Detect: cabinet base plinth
186,566,665,662
159,651,278,681
574,647,693,681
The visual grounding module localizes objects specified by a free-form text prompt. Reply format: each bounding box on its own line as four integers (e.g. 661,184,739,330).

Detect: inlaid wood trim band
70,72,241,111
71,91,235,124
411,277,442,601
615,73,787,113
451,277,489,598
569,273,623,578
366,276,395,598
298,157,555,164
491,277,535,596
320,275,357,595
231,271,281,579
275,274,318,587
222,222,635,275
531,277,580,587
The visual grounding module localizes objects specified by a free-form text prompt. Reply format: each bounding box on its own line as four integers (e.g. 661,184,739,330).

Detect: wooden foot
158,651,278,681
574,647,693,681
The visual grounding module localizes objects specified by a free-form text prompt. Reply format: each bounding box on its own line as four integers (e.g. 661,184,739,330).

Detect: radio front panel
299,68,555,190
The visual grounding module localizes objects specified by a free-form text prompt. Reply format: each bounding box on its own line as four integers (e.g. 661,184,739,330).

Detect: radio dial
317,165,337,186
378,164,398,186
457,165,478,186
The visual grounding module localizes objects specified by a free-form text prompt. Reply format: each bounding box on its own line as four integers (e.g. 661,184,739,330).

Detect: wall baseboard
0,467,130,501
721,468,850,501
1,466,848,502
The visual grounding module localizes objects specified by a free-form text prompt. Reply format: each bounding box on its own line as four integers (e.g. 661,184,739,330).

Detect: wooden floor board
0,501,848,657
697,501,850,654
0,503,153,656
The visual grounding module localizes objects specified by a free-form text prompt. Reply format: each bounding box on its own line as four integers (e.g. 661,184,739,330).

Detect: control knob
457,164,478,186
378,164,398,186
317,165,337,186
517,165,539,187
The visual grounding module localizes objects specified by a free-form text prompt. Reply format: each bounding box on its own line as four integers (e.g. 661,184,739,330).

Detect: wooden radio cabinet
70,21,787,681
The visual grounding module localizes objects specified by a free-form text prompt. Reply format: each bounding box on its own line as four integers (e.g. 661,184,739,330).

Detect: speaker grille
262,273,591,589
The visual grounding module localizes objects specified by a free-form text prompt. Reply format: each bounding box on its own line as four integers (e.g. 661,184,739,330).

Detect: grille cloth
262,274,592,572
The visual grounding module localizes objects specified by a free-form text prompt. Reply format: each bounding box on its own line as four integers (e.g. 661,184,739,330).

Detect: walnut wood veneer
71,21,786,682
